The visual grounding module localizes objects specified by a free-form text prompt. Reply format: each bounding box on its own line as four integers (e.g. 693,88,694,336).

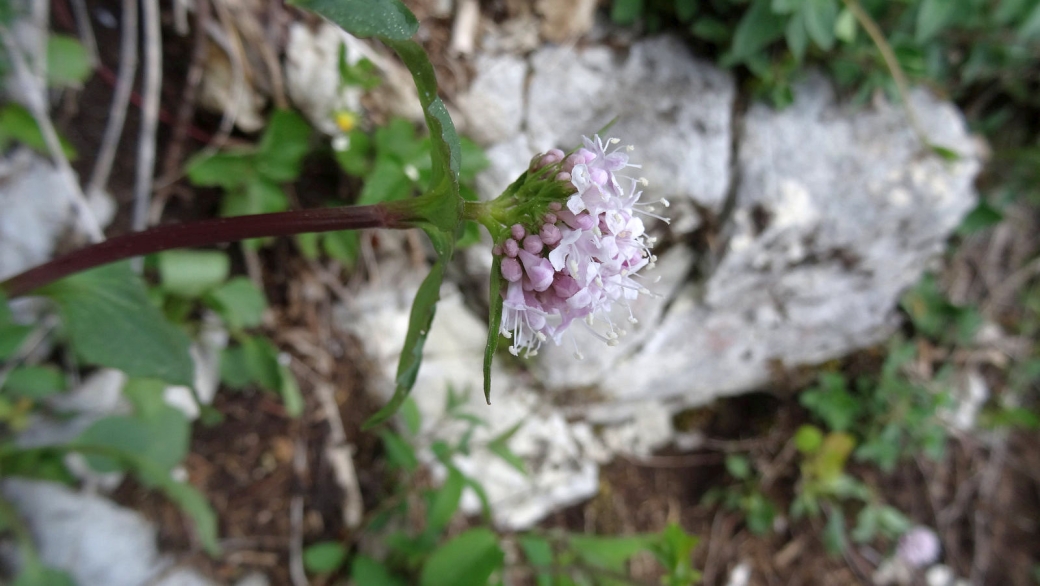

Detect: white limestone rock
335,262,603,529
460,35,735,233
455,53,527,146
564,76,981,418
525,36,736,216
0,151,114,281
3,479,163,586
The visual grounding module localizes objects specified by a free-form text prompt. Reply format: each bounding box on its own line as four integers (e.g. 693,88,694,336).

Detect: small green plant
147,249,303,418
298,393,702,585
702,454,778,536
789,425,911,556
800,338,951,472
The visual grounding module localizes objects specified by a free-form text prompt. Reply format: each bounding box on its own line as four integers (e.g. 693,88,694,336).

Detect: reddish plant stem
2,203,416,298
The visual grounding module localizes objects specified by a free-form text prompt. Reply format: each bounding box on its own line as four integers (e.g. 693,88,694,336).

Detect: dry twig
132,0,163,232
289,438,308,586
86,0,138,201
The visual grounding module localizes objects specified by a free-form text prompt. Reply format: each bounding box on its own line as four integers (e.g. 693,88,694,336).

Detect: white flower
495,135,662,357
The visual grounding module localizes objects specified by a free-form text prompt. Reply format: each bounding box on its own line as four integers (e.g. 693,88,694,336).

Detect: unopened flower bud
539,223,562,246
500,257,522,282
511,224,526,241
523,235,544,254
503,238,519,258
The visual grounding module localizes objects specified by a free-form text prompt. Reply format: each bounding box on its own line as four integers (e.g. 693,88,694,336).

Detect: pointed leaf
420,528,504,586
802,0,837,50
382,39,461,202
157,250,230,298
288,0,419,40
352,555,408,586
915,0,958,42
484,255,504,404
365,249,448,428
425,467,465,535
46,35,93,88
569,534,654,572
256,109,312,182
519,535,554,586
39,263,194,386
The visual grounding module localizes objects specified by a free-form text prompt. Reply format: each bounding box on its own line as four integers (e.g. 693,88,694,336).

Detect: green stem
0,201,423,298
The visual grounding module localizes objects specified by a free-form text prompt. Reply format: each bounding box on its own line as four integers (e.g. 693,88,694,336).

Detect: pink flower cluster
495,136,667,357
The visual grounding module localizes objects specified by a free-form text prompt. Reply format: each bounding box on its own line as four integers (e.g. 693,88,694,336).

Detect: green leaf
121,378,168,418
303,541,348,574
570,534,653,572
0,324,32,360
519,535,554,586
365,252,449,428
78,416,151,472
915,0,958,42
802,0,837,50
357,158,412,205
744,493,777,535
675,0,697,22
257,110,312,182
800,372,860,431
352,555,408,586
822,509,847,555
834,7,856,42
425,467,465,535
1020,2,1040,39
278,364,304,418
288,0,419,40
185,151,254,189
0,104,77,160
3,365,65,399
930,144,961,161
484,256,504,404
39,263,194,386
13,563,75,586
957,201,1003,235
400,396,422,435
691,17,731,43
295,232,320,259
380,429,418,472
785,13,808,62
381,39,461,195
322,230,361,265
334,129,373,176
157,250,230,298
794,424,824,453
420,528,505,586
730,0,786,62
650,523,700,584
339,46,382,89
724,454,751,480
220,336,281,391
46,35,93,88
875,505,911,537
78,407,190,474
487,420,527,476
0,291,9,325
205,277,267,330
146,463,221,556
851,505,878,543
611,0,644,25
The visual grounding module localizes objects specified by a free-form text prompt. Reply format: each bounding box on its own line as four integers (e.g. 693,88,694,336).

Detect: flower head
897,526,941,568
488,136,665,358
